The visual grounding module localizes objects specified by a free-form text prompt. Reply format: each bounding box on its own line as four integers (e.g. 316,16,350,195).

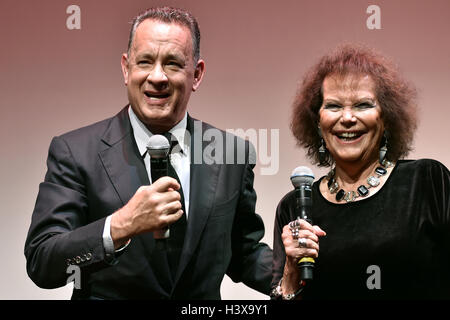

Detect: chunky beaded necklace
326,161,393,203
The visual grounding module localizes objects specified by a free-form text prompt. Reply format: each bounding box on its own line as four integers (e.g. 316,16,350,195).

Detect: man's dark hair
127,6,201,63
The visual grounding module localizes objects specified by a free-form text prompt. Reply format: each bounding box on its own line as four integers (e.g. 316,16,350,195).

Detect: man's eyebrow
135,52,154,59
133,52,185,63
166,52,185,61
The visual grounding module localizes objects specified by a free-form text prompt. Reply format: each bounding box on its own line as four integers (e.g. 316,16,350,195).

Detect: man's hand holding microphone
109,134,184,249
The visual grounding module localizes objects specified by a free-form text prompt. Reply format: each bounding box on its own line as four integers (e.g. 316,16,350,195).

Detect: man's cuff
102,215,131,263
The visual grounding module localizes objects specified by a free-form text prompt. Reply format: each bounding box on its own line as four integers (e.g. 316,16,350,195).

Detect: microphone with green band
290,166,315,281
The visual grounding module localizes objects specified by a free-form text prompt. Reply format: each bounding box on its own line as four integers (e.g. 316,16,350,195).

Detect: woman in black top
271,44,450,300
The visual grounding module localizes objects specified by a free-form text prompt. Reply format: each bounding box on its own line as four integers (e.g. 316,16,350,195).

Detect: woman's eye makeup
323,101,376,110
355,101,376,109
324,103,341,109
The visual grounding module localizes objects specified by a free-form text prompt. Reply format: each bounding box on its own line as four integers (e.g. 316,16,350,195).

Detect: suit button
86,253,92,261
66,259,72,266
80,255,86,262
75,256,81,264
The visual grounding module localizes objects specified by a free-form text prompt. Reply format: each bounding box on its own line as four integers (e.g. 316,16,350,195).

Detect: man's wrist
110,210,133,249
103,215,116,262
105,214,131,253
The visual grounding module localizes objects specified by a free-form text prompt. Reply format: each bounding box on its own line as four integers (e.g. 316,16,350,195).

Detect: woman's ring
289,221,298,230
298,238,308,248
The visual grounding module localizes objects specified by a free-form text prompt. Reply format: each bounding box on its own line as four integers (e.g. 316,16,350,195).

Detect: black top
272,159,450,299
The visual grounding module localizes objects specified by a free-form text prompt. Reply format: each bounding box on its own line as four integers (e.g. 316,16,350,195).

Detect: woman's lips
334,131,365,143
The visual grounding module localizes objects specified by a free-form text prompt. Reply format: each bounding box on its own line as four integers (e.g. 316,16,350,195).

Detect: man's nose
147,64,168,87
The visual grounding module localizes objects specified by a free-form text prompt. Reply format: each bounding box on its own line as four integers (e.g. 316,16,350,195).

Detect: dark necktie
162,132,187,279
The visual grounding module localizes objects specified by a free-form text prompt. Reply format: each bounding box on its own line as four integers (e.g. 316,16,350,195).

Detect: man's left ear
120,53,129,86
192,59,205,92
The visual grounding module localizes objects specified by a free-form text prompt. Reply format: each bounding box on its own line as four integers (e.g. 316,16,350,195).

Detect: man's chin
138,111,180,133
133,103,169,119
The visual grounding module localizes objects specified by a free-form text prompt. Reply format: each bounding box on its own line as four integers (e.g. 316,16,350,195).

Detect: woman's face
319,73,384,167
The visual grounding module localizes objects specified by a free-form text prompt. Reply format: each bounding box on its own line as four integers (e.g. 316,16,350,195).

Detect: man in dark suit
24,7,272,299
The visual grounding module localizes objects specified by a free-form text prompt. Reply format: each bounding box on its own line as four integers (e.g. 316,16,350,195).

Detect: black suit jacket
24,107,272,299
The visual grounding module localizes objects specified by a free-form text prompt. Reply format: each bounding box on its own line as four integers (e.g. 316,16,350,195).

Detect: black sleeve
226,141,273,295
425,160,450,253
427,159,450,227
24,136,109,289
271,191,296,294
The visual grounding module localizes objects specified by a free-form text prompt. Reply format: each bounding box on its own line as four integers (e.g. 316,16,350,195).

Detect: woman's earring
318,128,327,165
319,139,327,165
379,131,388,165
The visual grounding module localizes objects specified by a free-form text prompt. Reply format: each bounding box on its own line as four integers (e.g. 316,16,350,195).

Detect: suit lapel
98,110,222,292
98,107,174,292
98,107,149,204
173,115,221,285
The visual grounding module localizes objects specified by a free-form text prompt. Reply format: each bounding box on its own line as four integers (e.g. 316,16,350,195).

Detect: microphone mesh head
290,166,315,188
147,134,170,158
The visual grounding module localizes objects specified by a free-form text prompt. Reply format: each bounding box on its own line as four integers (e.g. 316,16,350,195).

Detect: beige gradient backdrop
1,0,449,299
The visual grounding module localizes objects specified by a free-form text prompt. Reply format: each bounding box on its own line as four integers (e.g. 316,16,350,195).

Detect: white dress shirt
102,106,191,258
127,106,191,216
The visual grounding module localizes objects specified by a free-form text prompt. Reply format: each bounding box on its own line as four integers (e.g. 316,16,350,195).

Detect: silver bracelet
270,277,305,300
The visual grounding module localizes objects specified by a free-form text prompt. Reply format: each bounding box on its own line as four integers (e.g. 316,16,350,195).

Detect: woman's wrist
271,276,306,300
270,258,305,300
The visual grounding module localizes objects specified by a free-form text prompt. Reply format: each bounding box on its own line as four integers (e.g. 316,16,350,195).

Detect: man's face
121,19,205,133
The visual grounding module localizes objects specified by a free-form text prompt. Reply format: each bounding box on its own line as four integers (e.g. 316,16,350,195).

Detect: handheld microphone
147,134,171,239
290,166,315,281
